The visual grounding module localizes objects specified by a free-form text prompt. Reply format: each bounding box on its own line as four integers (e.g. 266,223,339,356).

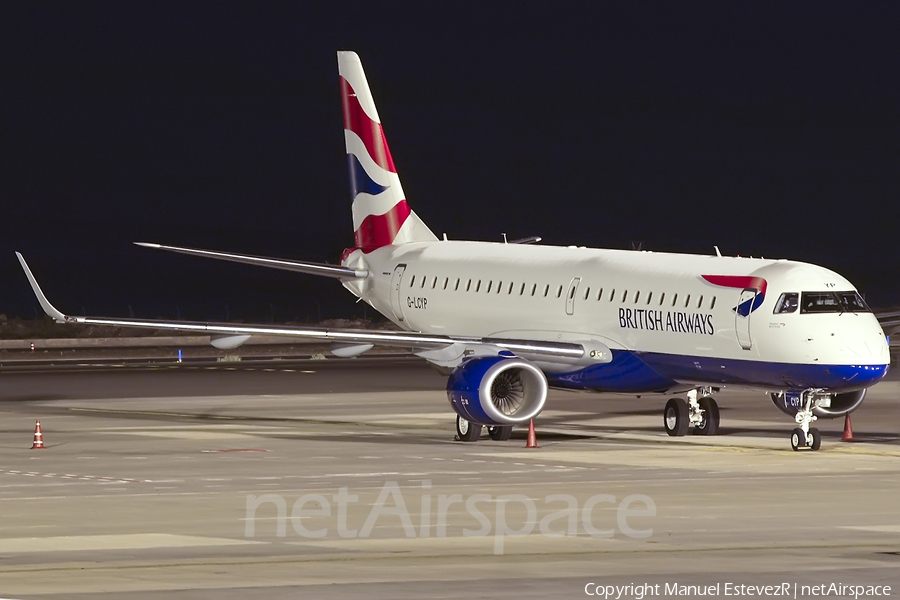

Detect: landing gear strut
790,390,823,451
664,388,720,437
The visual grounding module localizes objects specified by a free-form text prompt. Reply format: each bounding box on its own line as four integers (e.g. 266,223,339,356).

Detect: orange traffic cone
525,419,538,448
31,420,45,449
841,414,855,442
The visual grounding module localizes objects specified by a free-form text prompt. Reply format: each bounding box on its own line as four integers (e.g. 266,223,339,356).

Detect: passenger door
735,288,758,350
566,277,581,316
390,264,407,322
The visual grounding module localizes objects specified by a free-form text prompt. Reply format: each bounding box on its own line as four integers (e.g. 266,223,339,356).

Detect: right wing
16,253,598,363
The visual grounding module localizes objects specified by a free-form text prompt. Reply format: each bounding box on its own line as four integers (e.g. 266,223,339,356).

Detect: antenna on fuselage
714,246,722,257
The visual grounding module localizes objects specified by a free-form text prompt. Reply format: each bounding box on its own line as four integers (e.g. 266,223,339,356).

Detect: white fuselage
342,241,889,392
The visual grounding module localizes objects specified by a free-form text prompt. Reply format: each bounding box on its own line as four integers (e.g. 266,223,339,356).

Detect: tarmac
0,354,897,599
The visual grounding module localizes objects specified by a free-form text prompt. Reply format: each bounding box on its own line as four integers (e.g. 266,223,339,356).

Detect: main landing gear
789,389,823,451
455,415,513,442
664,388,720,437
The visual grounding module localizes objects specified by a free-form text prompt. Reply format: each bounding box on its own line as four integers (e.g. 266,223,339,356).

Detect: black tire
487,425,513,441
809,427,822,451
692,397,720,436
456,415,482,442
790,427,807,451
664,398,689,436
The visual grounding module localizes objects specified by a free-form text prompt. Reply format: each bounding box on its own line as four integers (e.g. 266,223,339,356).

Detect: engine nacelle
446,356,548,426
770,389,866,419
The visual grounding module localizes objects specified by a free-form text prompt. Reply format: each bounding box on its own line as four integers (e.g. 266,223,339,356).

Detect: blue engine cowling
446,356,548,426
770,389,866,419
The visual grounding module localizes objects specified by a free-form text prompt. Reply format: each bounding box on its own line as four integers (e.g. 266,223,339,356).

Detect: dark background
2,2,899,322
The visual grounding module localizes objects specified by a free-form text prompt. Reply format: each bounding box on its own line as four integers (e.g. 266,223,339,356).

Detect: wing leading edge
133,243,367,279
15,252,590,361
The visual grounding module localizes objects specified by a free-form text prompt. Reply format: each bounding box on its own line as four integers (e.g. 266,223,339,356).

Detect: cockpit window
837,291,871,313
800,291,871,314
774,292,798,314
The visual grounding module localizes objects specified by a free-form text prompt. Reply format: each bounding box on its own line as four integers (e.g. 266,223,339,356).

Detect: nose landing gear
790,390,824,451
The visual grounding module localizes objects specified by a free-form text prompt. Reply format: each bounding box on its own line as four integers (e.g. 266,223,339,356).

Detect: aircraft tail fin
338,51,437,252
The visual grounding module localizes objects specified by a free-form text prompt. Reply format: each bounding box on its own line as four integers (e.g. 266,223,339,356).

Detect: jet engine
446,356,548,426
770,389,866,419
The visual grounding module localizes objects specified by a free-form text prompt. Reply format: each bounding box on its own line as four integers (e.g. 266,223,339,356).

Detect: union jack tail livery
338,51,436,252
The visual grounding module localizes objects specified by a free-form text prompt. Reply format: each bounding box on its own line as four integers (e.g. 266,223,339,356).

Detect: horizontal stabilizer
134,243,367,279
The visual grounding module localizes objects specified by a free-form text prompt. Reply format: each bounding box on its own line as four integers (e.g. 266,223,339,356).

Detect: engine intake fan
447,356,548,426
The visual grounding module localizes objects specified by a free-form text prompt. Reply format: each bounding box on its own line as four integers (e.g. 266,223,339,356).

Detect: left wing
16,252,598,362
133,243,366,279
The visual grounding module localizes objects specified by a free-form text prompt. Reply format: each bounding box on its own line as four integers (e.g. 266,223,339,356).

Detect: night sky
3,3,900,323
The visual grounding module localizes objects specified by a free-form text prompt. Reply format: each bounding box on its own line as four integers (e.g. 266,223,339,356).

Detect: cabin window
647,292,653,305
432,277,438,289
498,281,504,294
531,284,537,296
597,288,604,301
520,283,525,295
684,294,691,308
634,291,640,304
557,285,564,298
508,282,514,294
421,276,427,289
455,278,461,291
710,296,716,309
774,292,798,314
569,286,577,300
584,287,591,300
544,285,550,297
443,277,449,290
659,292,665,306
486,281,492,293
466,279,472,292
409,275,416,288
476,280,482,292
672,293,678,306
609,289,616,302
697,295,703,308
622,290,628,303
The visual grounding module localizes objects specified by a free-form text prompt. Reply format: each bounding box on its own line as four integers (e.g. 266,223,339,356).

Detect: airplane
17,51,890,451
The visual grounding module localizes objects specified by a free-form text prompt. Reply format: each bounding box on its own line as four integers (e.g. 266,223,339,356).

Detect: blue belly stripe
547,350,888,394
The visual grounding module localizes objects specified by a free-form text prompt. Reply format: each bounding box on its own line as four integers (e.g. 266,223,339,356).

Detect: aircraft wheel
456,415,482,442
692,397,720,436
664,398,689,436
487,425,513,441
790,427,807,451
809,427,822,451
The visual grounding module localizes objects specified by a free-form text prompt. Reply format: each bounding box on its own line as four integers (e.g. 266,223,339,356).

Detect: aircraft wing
16,253,588,361
133,243,366,279
876,309,900,335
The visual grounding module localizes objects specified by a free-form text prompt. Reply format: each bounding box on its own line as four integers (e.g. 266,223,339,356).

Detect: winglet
15,252,68,323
